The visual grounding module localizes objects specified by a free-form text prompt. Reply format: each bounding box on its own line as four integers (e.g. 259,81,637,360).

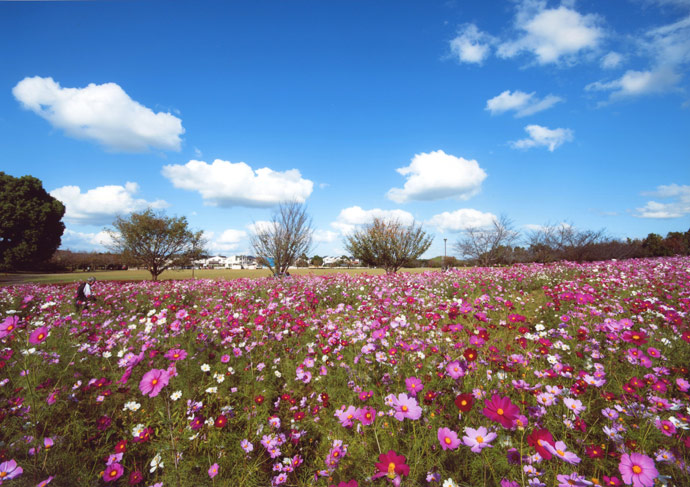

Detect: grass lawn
0,267,438,285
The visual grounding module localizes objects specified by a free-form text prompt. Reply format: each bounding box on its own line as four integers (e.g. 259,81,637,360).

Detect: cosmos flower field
1,257,689,487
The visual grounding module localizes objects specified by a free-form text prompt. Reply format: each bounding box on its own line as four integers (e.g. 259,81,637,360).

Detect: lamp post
443,238,447,270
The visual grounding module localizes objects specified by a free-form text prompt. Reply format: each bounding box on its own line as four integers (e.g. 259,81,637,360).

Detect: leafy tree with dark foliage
0,172,65,271
344,218,432,273
107,208,206,280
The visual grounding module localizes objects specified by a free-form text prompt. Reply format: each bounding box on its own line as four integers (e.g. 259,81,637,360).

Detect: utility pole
444,238,447,270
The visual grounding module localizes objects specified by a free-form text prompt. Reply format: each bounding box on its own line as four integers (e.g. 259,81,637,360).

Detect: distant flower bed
1,257,689,487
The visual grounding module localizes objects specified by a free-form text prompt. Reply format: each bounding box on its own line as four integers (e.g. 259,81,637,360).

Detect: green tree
0,172,65,271
310,255,324,267
107,208,206,280
250,201,313,276
344,218,433,274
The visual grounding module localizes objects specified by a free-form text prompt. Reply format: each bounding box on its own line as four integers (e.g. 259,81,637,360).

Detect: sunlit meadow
1,257,689,487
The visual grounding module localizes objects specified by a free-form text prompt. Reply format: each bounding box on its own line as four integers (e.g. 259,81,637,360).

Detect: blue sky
1,0,688,259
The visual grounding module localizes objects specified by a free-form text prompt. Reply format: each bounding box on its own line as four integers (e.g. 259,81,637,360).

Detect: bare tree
527,223,608,262
250,201,313,276
344,218,433,274
454,214,519,266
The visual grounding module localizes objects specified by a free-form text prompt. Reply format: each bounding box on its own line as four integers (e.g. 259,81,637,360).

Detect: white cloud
644,15,690,66
497,3,603,64
585,67,681,99
511,124,574,151
246,220,275,235
161,159,314,207
485,89,563,117
600,51,624,69
204,229,248,253
61,229,115,251
331,206,415,235
449,24,495,64
313,229,339,243
12,76,184,152
635,183,690,218
427,209,497,232
50,182,168,225
387,150,487,203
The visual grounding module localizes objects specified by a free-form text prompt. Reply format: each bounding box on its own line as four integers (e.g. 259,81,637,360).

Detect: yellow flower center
401,405,408,412
152,379,158,385
109,470,118,478
632,465,642,474
497,408,504,415
476,436,484,443
444,437,451,444
557,449,565,456
387,462,396,479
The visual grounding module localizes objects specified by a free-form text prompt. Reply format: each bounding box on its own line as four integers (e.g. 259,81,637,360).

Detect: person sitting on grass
75,277,95,310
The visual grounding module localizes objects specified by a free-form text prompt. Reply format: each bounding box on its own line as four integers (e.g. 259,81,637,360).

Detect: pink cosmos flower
241,439,254,453
482,394,520,429
655,418,676,437
208,463,219,478
405,376,424,396
437,427,461,450
618,453,658,487
139,369,170,397
462,426,496,453
37,476,54,487
335,405,358,428
103,462,124,482
563,398,585,415
164,348,187,361
357,406,376,426
0,459,23,481
557,473,592,487
446,360,464,379
392,393,422,421
0,316,19,339
373,450,409,480
543,441,581,464
29,326,49,345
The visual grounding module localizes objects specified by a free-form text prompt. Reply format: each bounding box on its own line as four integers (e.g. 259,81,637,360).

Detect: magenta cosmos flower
0,315,19,339
405,376,424,396
0,459,23,481
618,453,658,487
208,463,219,478
103,462,124,482
139,369,170,397
462,426,497,453
437,427,461,450
392,393,422,421
373,450,409,480
482,394,520,429
29,326,49,345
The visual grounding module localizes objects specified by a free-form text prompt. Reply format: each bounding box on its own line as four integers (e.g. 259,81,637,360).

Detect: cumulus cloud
204,229,248,253
331,206,415,235
161,159,314,207
313,229,339,243
12,76,184,152
585,67,681,99
600,51,624,69
50,182,168,225
61,229,115,251
427,209,497,232
485,89,563,117
635,183,690,218
497,2,603,64
511,124,574,151
449,24,495,64
387,150,487,203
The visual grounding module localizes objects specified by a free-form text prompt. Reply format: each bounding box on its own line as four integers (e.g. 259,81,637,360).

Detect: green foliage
0,172,65,271
344,218,433,273
107,208,206,280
